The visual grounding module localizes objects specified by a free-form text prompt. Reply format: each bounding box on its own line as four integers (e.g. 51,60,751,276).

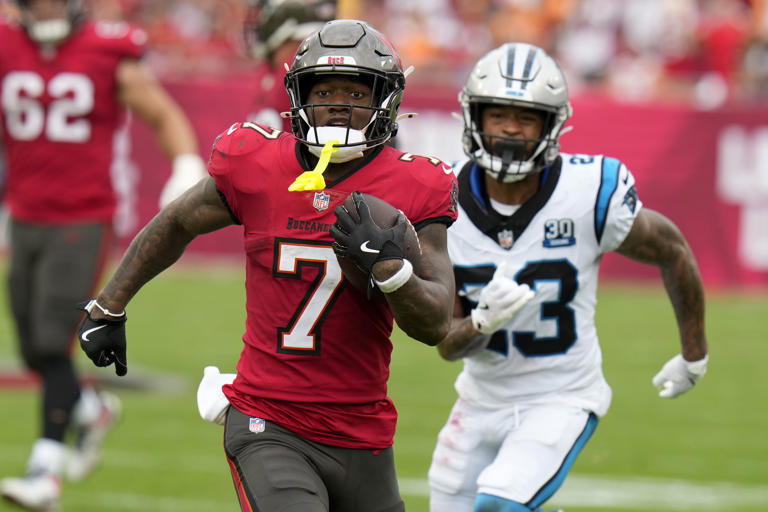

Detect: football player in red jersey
0,0,207,509
76,19,458,512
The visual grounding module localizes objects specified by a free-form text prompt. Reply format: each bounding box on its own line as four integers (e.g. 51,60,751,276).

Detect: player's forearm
96,209,195,312
152,104,199,159
370,222,456,345
379,261,454,345
437,317,489,361
373,260,453,345
618,209,707,361
645,220,708,361
660,245,708,361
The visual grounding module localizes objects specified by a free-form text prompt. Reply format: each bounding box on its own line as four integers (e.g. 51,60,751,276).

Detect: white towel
196,366,236,425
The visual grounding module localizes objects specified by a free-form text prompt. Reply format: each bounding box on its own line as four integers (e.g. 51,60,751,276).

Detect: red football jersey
0,19,146,223
212,121,458,449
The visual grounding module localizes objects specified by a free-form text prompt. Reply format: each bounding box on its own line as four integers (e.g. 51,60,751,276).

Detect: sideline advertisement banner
123,79,768,289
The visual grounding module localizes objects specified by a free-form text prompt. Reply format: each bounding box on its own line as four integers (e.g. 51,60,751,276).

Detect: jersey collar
458,156,563,249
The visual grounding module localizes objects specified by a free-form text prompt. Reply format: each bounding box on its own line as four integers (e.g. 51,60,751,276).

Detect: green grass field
1,257,767,512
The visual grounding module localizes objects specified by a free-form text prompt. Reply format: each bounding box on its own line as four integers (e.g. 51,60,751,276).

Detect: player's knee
475,493,533,512
23,331,72,368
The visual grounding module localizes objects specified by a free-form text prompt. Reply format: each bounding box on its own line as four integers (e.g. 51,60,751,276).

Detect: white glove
159,153,207,208
652,354,708,398
196,366,236,425
470,261,535,335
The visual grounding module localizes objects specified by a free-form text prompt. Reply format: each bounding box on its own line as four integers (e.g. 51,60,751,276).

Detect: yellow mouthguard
288,140,339,191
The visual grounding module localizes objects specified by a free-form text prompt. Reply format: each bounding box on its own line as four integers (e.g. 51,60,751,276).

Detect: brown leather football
336,192,421,299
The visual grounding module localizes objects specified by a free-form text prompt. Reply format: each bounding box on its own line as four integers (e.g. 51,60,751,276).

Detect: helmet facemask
460,43,572,183
17,0,85,44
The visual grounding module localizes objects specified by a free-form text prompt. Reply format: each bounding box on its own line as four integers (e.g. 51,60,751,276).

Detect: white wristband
84,299,125,318
374,259,413,294
683,354,708,376
172,153,206,179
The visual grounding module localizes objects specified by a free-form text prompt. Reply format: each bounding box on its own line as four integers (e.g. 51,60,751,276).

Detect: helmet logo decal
317,56,356,65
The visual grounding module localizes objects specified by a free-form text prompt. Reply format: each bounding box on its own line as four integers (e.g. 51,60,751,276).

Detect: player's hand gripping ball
330,191,421,298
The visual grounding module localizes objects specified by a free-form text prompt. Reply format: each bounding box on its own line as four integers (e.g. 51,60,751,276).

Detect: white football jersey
448,153,642,416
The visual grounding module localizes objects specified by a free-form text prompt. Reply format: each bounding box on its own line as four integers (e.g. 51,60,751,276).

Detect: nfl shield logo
249,417,265,434
313,191,330,211
497,229,514,249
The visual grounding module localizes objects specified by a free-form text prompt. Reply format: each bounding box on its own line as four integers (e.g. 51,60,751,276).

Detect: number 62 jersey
449,154,642,416
0,17,146,224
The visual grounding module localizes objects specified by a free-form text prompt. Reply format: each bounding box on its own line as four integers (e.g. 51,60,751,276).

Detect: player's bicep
415,222,454,293
616,208,688,265
165,176,236,236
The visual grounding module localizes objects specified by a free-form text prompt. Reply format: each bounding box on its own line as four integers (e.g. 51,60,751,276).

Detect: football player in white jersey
427,42,709,512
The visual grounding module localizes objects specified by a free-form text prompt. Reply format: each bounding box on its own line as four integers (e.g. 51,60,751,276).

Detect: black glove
330,191,406,274
76,300,128,376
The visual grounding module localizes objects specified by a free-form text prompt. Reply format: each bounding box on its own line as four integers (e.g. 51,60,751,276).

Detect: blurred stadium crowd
1,0,766,109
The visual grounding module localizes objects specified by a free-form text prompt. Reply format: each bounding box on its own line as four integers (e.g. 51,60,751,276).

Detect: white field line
4,443,767,511
56,474,768,511
399,475,768,510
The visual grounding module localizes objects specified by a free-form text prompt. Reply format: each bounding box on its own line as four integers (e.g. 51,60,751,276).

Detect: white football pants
428,398,597,512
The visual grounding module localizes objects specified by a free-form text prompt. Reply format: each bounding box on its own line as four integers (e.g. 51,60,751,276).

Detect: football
336,192,421,299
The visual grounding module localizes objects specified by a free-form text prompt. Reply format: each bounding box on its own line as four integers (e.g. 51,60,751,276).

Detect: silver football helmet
460,42,572,182
284,19,405,154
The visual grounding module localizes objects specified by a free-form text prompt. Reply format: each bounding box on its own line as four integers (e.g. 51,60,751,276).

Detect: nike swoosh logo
442,164,453,175
81,325,106,342
622,172,629,185
360,241,380,254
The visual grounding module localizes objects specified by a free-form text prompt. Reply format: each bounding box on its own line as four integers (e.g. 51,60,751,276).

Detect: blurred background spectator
0,0,764,105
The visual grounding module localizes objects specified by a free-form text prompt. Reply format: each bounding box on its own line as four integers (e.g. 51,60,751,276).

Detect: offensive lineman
0,1,206,509
428,43,709,512
75,20,457,512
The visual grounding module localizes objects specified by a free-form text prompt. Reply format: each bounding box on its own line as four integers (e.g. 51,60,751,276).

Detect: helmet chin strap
27,19,71,44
